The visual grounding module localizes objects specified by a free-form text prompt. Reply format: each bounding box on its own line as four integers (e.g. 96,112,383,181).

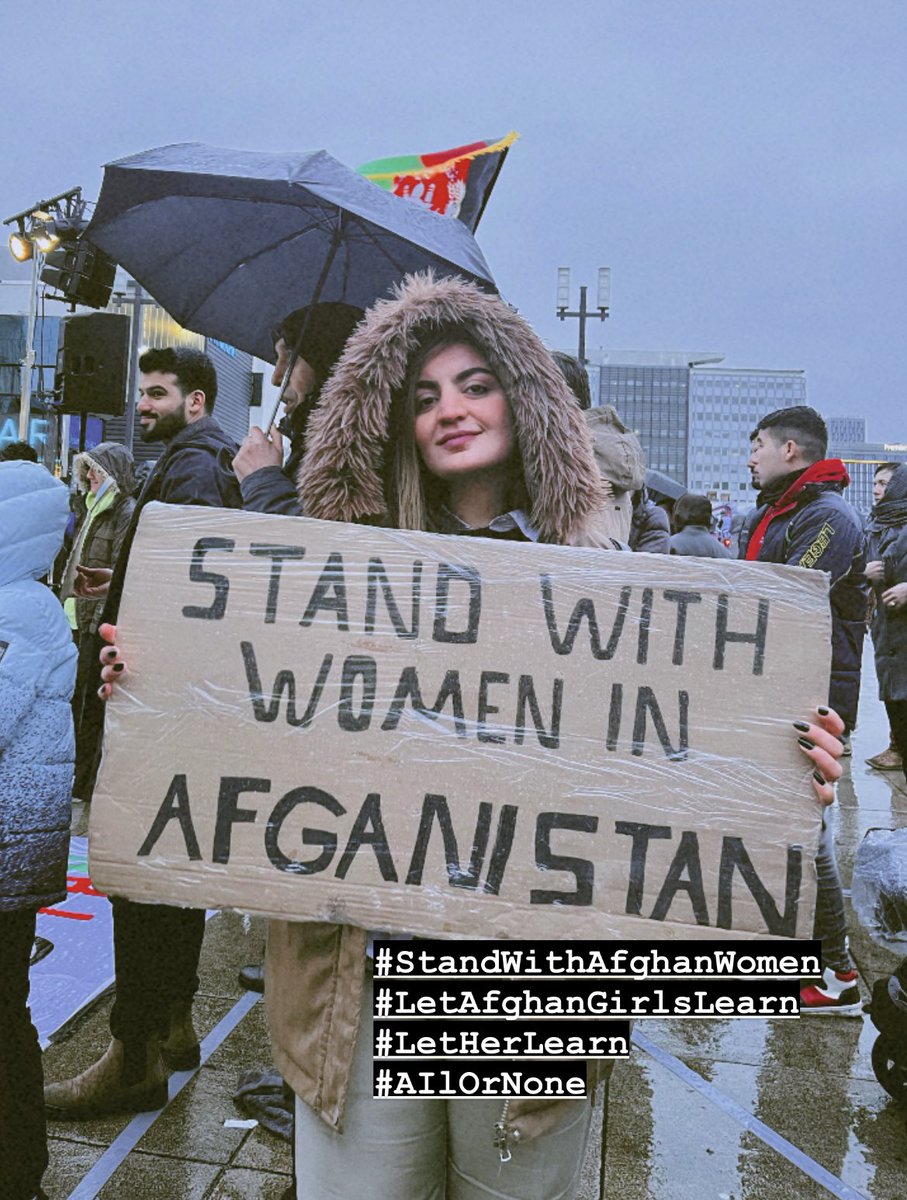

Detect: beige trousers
294,973,593,1200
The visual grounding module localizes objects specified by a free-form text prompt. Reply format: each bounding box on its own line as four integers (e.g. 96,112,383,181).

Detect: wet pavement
42,647,907,1200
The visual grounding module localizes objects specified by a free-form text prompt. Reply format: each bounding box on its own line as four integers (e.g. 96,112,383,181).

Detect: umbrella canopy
645,468,687,502
86,143,497,363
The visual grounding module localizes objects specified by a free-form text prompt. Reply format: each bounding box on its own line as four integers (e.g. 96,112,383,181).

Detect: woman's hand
864,560,885,584
794,707,844,805
97,623,125,700
880,581,907,612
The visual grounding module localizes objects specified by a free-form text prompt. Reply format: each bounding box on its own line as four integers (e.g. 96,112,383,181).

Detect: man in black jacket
741,405,866,1016
45,348,243,1118
233,303,363,515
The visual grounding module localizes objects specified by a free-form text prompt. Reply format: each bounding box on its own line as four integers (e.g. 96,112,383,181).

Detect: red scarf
745,459,850,561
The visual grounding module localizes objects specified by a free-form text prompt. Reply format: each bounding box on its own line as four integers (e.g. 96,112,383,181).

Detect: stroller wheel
871,1035,907,1103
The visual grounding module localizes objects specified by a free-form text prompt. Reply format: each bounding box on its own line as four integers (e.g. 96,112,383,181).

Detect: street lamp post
17,253,40,440
555,266,611,365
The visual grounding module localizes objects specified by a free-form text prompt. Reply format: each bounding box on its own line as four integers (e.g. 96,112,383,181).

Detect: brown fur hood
299,273,607,543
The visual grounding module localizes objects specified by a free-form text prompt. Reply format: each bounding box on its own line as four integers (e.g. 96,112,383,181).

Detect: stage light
9,228,33,261
34,224,60,253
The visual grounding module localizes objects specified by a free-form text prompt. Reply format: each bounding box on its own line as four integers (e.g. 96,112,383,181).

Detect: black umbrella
86,142,497,368
645,469,687,502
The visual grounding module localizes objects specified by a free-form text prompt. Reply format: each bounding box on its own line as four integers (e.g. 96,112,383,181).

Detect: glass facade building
0,312,61,460
827,416,867,446
585,351,892,519
687,368,807,501
592,355,804,499
597,364,692,484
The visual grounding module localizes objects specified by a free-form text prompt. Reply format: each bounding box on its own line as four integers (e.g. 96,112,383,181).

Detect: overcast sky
2,0,904,441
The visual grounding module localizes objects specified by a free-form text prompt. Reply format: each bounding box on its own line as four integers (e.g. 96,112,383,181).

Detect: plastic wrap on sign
852,828,907,948
89,502,833,942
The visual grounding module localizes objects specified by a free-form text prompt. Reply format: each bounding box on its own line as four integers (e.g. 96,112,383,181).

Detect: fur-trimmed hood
72,441,135,496
299,273,607,543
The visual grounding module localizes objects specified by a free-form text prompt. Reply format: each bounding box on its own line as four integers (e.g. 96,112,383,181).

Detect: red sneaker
800,967,863,1016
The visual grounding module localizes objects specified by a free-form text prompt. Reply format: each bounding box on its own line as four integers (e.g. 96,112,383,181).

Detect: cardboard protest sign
90,503,832,941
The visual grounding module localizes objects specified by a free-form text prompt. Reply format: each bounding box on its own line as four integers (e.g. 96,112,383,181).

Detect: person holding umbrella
232,302,362,1009
233,303,364,516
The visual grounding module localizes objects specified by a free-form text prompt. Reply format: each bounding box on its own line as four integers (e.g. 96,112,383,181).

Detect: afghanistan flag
357,132,518,233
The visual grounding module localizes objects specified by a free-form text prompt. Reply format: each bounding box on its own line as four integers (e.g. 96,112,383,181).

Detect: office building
591,352,806,502
595,351,723,486
827,416,867,446
687,367,807,502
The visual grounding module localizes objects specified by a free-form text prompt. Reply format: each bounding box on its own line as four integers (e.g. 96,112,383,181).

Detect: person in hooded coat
864,462,904,771
865,462,907,780
551,351,644,543
0,460,77,1200
86,277,844,1198
255,274,843,1200
265,273,616,1200
58,442,136,799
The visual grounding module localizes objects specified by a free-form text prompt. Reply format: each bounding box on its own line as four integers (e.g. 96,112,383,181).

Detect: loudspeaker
56,313,130,416
41,238,117,310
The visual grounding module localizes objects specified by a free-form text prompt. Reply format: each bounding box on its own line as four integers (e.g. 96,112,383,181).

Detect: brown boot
160,1001,201,1070
44,1037,168,1119
866,746,903,771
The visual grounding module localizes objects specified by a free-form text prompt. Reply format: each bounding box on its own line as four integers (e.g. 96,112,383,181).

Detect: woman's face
412,343,514,484
874,468,894,502
87,467,103,493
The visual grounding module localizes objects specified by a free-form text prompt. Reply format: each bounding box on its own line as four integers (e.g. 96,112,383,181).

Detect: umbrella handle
264,213,344,434
263,366,293,434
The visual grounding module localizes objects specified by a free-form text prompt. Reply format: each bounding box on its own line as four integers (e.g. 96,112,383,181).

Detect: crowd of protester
5,276,903,1197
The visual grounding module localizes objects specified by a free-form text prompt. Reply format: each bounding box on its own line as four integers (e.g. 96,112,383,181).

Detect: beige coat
584,406,646,544
268,273,620,1142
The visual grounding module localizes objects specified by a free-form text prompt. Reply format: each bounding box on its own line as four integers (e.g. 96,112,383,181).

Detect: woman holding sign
266,273,844,1200
93,273,844,1199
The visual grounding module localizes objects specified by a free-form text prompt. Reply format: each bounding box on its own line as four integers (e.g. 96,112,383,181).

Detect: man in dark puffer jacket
741,405,866,1016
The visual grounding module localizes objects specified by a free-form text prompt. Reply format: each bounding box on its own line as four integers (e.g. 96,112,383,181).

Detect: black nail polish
798,737,815,750
112,662,124,672
793,721,810,732
813,770,826,785
817,706,830,716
